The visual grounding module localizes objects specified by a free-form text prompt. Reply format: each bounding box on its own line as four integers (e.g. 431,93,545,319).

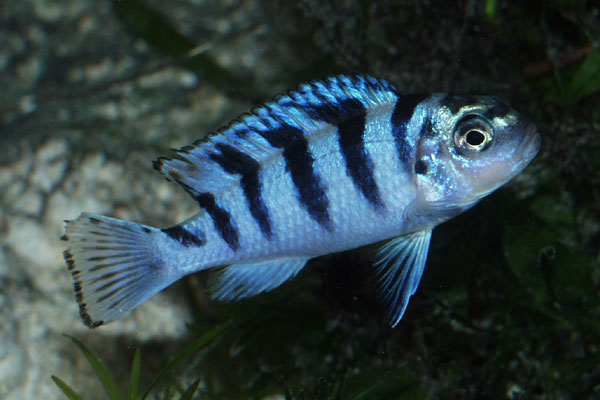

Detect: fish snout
516,122,541,161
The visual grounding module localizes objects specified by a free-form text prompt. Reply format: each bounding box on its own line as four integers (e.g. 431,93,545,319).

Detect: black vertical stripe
439,94,476,114
195,193,240,251
391,94,429,169
482,98,512,121
168,174,241,250
259,124,332,231
337,112,384,209
306,98,383,209
209,144,273,238
418,117,433,138
162,225,206,247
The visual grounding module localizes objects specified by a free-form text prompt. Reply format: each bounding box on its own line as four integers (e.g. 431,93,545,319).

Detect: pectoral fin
374,229,432,327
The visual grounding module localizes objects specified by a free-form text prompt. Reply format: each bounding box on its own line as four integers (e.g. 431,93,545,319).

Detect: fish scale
62,74,541,328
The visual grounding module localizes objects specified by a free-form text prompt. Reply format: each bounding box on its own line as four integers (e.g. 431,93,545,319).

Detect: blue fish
62,75,541,328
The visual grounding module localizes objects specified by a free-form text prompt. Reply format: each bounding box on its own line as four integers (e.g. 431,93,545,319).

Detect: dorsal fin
153,75,399,198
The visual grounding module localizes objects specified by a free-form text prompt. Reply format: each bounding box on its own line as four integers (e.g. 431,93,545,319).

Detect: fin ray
63,213,177,328
154,75,399,199
374,229,432,327
209,257,309,301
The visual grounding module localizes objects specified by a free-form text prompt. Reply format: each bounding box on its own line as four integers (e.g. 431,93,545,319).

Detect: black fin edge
61,219,71,241
152,157,169,173
152,74,399,180
63,249,104,329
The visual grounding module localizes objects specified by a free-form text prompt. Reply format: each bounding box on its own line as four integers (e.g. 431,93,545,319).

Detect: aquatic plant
52,321,230,400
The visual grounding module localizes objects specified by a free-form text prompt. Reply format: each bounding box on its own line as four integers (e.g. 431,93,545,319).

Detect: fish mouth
516,123,541,163
497,123,541,187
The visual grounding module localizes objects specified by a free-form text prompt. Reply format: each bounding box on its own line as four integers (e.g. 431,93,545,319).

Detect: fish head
414,95,541,214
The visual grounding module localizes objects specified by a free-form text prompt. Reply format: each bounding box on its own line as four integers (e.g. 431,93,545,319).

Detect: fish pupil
466,130,486,147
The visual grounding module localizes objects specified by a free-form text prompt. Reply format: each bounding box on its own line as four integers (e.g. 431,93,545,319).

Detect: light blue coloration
63,75,541,328
63,215,179,327
209,257,309,302
374,230,432,326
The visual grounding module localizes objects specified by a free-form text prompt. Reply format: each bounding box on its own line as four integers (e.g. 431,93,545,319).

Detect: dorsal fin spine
154,75,399,202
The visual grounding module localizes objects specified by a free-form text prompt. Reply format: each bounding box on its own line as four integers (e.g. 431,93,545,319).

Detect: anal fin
209,257,309,301
374,229,432,327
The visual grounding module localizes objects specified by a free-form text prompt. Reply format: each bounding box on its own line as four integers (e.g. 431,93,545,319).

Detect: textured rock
0,0,280,397
0,138,197,398
0,0,329,394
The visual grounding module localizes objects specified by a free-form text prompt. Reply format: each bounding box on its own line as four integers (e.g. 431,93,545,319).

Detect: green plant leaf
485,0,498,21
65,335,122,400
503,223,554,305
502,211,597,335
128,348,141,400
141,320,232,400
529,194,575,229
112,0,193,57
51,375,86,400
563,49,600,104
178,379,201,400
345,368,425,400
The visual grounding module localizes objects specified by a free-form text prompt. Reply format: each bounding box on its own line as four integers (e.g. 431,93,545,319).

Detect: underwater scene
1,1,599,399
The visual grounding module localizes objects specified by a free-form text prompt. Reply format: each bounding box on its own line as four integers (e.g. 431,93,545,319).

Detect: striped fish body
63,75,541,328
169,91,418,268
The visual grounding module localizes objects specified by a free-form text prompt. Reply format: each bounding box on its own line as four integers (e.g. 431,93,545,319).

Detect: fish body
63,75,541,328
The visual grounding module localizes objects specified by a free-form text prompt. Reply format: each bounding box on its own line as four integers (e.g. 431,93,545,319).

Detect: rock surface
0,0,291,397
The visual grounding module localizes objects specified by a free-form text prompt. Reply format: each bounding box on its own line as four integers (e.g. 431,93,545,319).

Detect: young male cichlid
63,75,541,328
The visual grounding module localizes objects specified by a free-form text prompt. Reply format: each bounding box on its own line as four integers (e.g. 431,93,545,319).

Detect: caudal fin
62,213,174,328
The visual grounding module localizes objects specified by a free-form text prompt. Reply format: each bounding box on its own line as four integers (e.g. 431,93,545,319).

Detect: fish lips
516,123,542,164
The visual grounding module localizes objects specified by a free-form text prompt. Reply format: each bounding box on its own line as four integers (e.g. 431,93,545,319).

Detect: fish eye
454,115,494,153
